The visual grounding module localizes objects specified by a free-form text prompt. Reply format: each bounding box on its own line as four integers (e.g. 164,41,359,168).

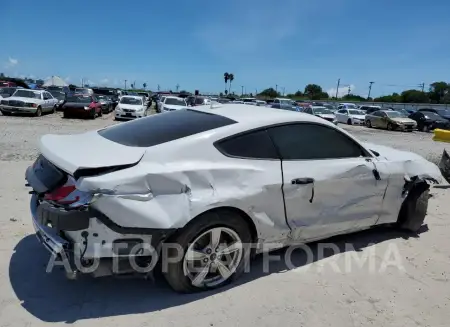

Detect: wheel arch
170,206,259,244
397,177,431,225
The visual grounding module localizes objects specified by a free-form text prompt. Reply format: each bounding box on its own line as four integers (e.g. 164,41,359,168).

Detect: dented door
282,158,386,242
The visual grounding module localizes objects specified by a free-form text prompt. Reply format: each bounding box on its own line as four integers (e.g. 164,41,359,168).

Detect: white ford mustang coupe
26,103,443,292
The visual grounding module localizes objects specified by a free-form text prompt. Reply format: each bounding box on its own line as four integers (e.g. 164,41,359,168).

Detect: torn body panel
76,158,289,243
364,142,444,225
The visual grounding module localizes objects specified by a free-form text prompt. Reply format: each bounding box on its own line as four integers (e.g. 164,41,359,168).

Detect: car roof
165,96,184,100
121,95,142,99
192,103,336,128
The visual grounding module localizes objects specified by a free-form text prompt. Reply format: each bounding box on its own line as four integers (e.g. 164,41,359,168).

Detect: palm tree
224,72,229,94
228,73,234,94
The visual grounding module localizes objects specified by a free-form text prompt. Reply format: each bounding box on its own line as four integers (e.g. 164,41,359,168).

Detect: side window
215,130,278,159
47,92,53,99
268,123,366,160
337,105,343,110
380,111,387,117
337,109,346,114
372,111,381,116
273,99,280,104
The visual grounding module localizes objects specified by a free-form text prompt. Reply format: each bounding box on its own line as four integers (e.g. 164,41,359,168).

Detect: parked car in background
186,96,211,106
114,95,147,120
418,108,450,122
271,98,298,111
25,104,442,292
0,89,58,117
358,105,382,114
161,96,187,112
137,92,151,102
92,88,119,106
49,90,67,110
255,100,267,106
365,110,416,131
96,95,113,113
46,85,71,94
302,106,338,124
335,108,366,125
74,87,94,95
0,80,17,87
62,94,102,119
0,87,17,99
323,103,337,112
156,95,167,113
409,111,450,132
338,103,360,110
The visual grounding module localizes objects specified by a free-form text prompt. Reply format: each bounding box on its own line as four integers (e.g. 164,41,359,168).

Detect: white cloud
327,84,356,98
100,78,109,85
4,57,19,68
64,76,71,82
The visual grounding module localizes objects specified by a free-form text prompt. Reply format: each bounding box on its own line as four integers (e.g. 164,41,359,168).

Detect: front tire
35,106,42,117
52,105,57,114
347,118,352,125
1,110,11,116
397,183,429,233
387,122,394,131
366,120,372,128
163,210,252,293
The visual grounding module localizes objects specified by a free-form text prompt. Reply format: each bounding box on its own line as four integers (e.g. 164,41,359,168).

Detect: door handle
291,177,314,185
372,169,381,180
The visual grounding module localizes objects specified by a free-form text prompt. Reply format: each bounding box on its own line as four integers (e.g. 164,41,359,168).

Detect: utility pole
176,84,180,92
241,86,244,96
282,87,285,96
420,82,425,92
157,84,160,91
335,78,340,99
347,85,351,96
276,84,278,93
124,80,127,90
368,81,374,99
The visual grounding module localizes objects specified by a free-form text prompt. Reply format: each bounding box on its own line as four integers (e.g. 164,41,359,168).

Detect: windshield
50,91,65,100
422,111,444,120
96,95,107,100
66,95,92,103
436,109,450,116
280,99,293,105
120,97,142,105
349,109,365,115
75,88,90,95
344,104,358,109
13,90,41,99
312,107,333,114
165,98,186,106
0,88,14,95
385,111,404,118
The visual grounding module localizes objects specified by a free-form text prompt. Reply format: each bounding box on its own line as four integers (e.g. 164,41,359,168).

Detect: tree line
256,82,450,104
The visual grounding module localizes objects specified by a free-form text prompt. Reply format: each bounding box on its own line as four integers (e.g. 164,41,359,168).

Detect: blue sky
2,0,449,97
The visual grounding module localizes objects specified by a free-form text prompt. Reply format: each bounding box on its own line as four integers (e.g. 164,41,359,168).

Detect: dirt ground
0,111,449,327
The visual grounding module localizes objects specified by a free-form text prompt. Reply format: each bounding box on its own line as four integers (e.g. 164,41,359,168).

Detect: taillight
44,185,78,204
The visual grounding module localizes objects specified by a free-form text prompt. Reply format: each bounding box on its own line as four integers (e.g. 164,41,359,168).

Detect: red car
62,94,103,119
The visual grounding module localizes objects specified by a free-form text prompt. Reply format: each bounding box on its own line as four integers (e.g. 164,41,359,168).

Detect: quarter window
268,123,366,160
216,130,278,159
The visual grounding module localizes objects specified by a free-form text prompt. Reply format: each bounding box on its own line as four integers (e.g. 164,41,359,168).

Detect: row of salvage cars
26,102,446,293
0,88,116,118
298,104,450,132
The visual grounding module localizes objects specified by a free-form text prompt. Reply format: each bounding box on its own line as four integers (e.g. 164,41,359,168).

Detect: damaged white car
26,104,443,293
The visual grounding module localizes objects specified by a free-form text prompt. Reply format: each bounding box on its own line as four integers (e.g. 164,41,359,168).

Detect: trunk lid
38,130,146,175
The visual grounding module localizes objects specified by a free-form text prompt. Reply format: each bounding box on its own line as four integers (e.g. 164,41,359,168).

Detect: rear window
98,109,237,147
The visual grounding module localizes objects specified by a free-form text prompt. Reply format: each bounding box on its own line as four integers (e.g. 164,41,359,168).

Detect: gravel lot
1,111,449,327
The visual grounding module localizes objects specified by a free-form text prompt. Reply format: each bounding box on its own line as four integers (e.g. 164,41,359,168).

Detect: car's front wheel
366,120,372,128
397,183,430,233
163,210,252,293
347,118,352,125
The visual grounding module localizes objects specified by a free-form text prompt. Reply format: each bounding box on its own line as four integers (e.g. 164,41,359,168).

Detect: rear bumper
29,194,175,261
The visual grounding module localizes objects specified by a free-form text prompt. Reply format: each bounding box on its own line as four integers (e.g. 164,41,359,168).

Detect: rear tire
163,210,252,293
366,120,372,128
397,183,429,233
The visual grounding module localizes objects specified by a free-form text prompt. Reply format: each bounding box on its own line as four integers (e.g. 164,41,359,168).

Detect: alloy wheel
182,227,243,288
